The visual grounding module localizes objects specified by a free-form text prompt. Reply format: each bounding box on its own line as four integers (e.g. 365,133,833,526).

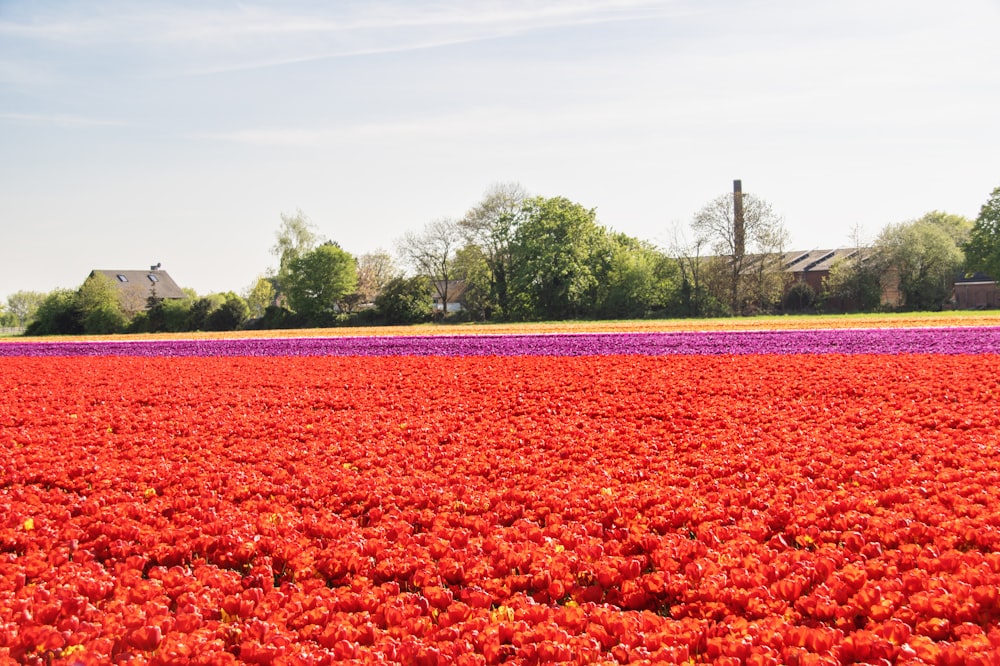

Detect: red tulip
126,625,162,651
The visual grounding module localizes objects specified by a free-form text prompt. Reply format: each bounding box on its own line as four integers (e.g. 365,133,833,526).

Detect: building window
117,274,128,282
147,274,159,283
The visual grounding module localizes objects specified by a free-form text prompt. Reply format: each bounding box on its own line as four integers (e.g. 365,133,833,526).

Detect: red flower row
2,354,1000,664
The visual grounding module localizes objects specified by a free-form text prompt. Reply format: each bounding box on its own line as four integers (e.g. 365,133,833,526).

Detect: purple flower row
2,327,999,357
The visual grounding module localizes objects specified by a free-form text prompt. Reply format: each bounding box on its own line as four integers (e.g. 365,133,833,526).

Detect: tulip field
3,322,1000,665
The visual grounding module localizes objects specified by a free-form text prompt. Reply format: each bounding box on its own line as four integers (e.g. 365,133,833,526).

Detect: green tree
509,196,604,320
452,244,494,320
459,182,528,320
244,276,277,319
375,276,433,324
592,233,680,318
129,292,194,333
162,299,194,332
285,242,358,325
964,186,1000,279
77,272,128,334
186,295,223,331
206,293,250,331
142,291,168,333
822,251,883,312
6,290,46,328
25,289,83,336
271,210,323,297
873,211,970,310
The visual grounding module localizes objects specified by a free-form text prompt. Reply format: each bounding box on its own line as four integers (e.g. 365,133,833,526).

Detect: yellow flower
490,605,514,623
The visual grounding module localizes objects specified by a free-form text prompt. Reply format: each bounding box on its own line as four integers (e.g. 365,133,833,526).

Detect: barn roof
782,248,862,273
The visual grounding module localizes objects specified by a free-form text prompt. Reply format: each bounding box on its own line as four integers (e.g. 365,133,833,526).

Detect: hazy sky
2,0,998,300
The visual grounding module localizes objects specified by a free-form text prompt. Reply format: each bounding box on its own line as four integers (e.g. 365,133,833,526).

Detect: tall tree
356,250,401,305
691,191,788,314
271,210,323,296
592,233,680,318
285,242,358,325
398,218,463,316
451,244,494,320
873,211,970,310
509,196,604,320
667,225,723,317
144,289,168,333
459,182,528,320
964,186,1000,279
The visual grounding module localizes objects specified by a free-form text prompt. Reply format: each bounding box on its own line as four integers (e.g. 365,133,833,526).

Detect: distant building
781,248,906,310
952,273,999,309
699,245,991,313
89,266,187,312
431,280,468,313
782,248,860,295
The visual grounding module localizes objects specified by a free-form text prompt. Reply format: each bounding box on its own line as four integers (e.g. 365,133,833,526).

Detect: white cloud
148,0,688,43
0,112,129,127
0,17,108,41
1,1,692,76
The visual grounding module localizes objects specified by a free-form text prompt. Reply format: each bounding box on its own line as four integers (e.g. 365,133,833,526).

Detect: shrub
375,276,433,325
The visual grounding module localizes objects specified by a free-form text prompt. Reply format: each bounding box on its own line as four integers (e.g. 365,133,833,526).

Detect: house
90,266,187,313
431,279,468,313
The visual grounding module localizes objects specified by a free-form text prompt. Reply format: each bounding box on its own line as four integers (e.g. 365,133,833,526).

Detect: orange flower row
2,354,1000,664
4,311,1000,344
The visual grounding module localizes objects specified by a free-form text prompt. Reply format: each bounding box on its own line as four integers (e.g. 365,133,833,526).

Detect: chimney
733,179,745,258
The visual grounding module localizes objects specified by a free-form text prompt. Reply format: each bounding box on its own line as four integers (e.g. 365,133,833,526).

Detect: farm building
783,248,859,295
89,266,187,312
951,273,999,309
781,248,904,310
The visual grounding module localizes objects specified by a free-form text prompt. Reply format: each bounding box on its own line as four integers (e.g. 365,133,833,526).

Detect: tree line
4,183,1000,335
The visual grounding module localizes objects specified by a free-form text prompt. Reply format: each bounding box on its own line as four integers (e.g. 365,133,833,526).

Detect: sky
2,0,999,300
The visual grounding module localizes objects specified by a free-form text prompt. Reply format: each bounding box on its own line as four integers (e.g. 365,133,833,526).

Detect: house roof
91,269,188,300
955,271,997,285
783,248,861,274
431,279,469,302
